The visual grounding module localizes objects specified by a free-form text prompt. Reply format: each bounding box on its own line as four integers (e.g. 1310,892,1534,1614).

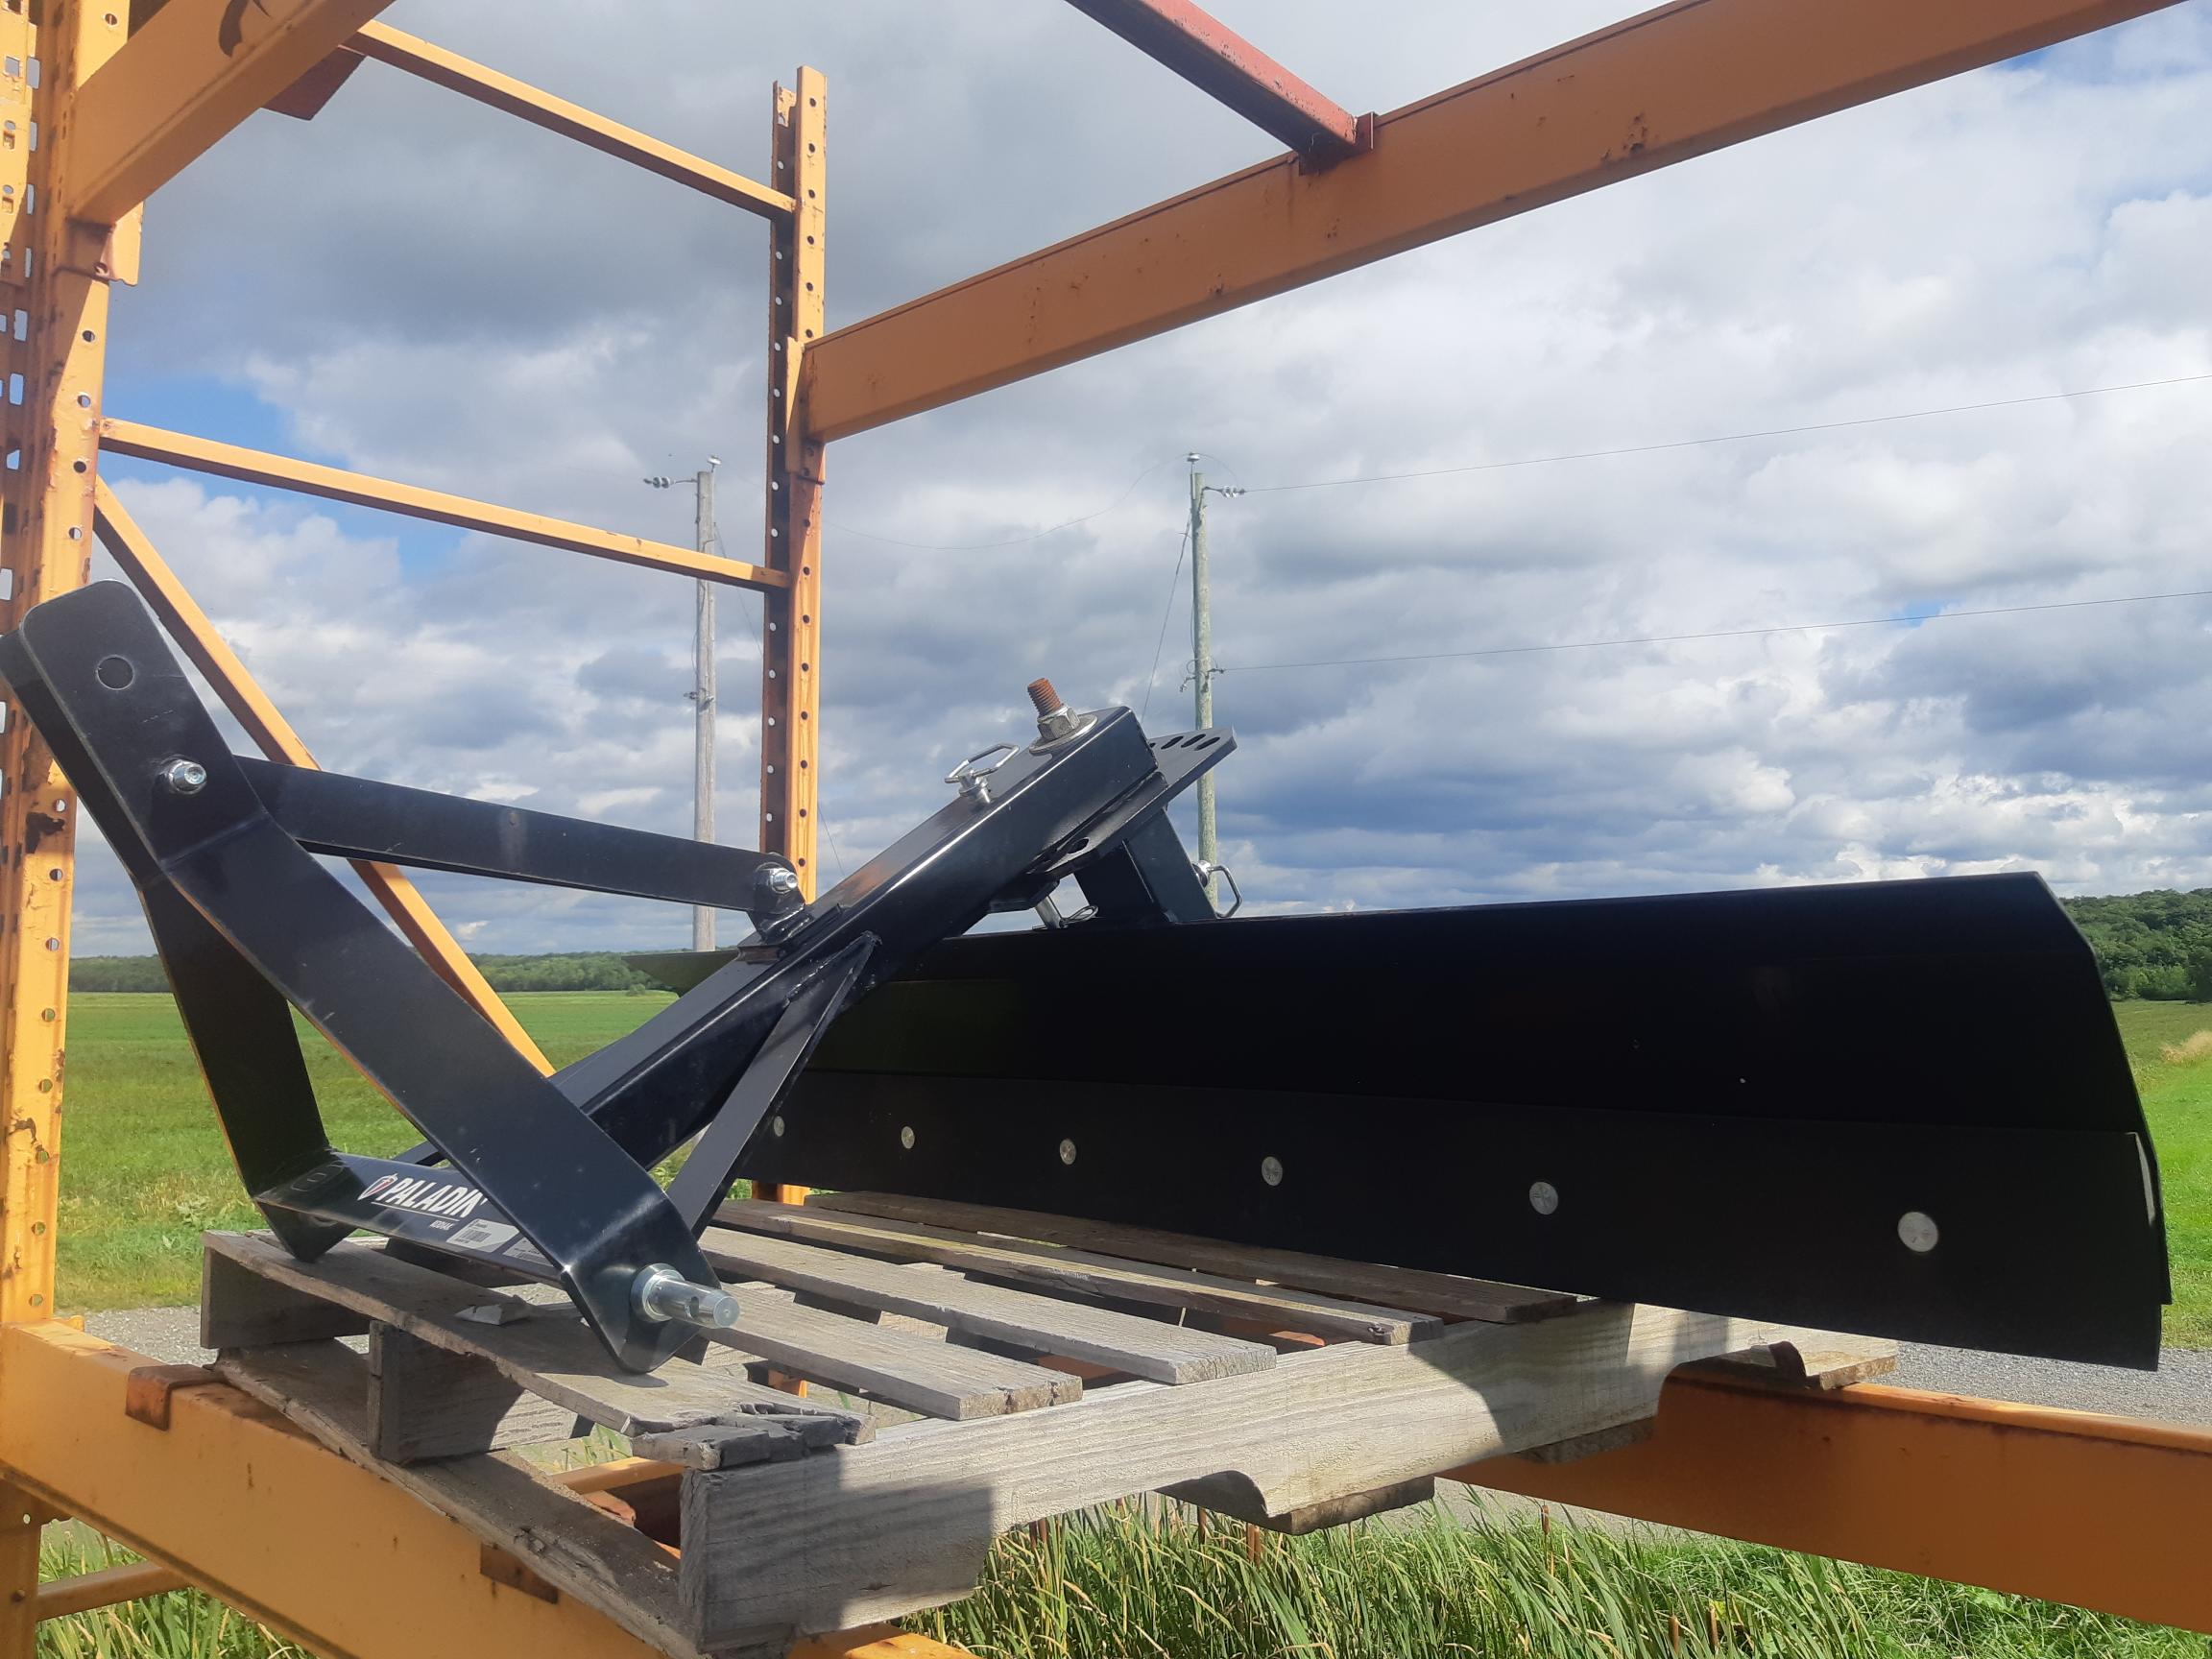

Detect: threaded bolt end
1026,678,1063,717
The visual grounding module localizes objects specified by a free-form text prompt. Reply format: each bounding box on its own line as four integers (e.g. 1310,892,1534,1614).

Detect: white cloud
58,0,2212,957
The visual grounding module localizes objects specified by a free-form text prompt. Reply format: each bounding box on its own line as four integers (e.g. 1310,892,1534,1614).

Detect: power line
1241,373,2212,495
826,454,1183,551
811,373,2209,552
1216,586,2212,675
1137,526,1189,721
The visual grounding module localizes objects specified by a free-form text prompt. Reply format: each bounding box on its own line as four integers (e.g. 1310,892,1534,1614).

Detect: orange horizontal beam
65,0,395,226
101,420,786,591
1455,1373,2212,1635
349,24,795,220
803,0,2183,441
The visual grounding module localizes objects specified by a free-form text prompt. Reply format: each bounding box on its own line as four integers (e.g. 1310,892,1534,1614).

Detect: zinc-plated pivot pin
762,865,802,897
631,1263,739,1329
160,757,208,796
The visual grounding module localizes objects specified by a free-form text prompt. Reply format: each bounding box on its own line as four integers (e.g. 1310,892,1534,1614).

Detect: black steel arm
236,756,805,928
0,583,1225,1369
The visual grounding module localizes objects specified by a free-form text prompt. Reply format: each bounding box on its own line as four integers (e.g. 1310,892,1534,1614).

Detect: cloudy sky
75,0,2212,954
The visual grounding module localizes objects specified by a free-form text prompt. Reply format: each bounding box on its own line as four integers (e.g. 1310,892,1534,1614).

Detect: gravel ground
81,1305,2212,1427
1890,1339,2212,1423
84,1305,211,1364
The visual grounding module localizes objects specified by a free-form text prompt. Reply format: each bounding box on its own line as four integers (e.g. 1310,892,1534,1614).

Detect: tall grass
916,1500,2190,1659
35,1535,301,1659
36,1501,2197,1658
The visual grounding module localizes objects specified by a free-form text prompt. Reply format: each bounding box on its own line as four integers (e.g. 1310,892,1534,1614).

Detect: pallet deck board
199,1212,1894,1657
805,1191,1578,1324
718,1198,1441,1344
204,1232,868,1449
697,1225,1277,1383
679,1303,1874,1645
708,1288,1082,1419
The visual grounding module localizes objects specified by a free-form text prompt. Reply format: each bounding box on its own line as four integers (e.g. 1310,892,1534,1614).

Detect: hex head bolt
160,757,208,796
1027,677,1088,744
631,1263,739,1329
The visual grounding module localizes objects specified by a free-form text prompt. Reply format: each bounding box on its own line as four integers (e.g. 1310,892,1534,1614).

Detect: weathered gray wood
804,1191,1577,1324
204,1232,867,1455
698,1226,1273,1384
678,1304,1861,1647
1510,1334,1897,1465
1516,1419,1656,1464
628,1419,850,1470
1163,1473,1435,1533
216,1339,709,1659
369,1325,585,1461
707,1292,1081,1419
1682,1336,1897,1391
202,1245,368,1349
719,1199,1437,1345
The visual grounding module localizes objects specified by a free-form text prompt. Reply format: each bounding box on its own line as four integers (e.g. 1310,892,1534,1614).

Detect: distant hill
70,950,662,995
66,888,2212,1001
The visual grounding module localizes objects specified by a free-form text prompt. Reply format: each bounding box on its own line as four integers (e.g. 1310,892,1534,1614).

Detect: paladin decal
360,1173,483,1220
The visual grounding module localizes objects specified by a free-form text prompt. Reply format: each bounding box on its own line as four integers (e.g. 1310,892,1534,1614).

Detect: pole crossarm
100,420,789,591
803,0,2185,441
1061,0,1366,165
90,481,556,1073
63,0,396,227
349,23,796,220
1455,1371,2212,1636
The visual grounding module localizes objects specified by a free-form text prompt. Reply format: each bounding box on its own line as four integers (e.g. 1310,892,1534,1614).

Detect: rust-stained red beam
804,0,2184,442
1062,0,1366,164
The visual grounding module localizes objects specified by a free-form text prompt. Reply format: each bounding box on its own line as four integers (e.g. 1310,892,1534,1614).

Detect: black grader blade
1,583,2168,1371
744,878,2169,1367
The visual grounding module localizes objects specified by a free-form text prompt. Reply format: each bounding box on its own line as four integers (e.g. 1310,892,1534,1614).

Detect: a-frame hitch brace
0,583,1229,1370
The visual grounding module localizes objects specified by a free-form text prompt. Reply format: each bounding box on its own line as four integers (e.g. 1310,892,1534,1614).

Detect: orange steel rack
3,2,2208,1653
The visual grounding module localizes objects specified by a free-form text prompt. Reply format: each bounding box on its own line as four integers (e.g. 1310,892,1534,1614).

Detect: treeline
67,888,2212,1001
72,950,662,994
2062,890,2212,1001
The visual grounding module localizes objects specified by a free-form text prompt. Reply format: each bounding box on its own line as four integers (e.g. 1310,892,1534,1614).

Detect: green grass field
48,991,2212,1347
55,990,674,1310
37,991,2212,1658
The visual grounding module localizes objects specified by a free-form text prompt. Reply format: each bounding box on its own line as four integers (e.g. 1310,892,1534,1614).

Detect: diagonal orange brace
90,482,554,1074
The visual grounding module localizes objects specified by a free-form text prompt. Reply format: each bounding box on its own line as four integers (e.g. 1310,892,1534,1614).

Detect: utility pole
645,458,722,950
691,464,716,951
1187,455,1216,906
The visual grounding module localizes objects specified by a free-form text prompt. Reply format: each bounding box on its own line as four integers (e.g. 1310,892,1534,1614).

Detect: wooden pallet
202,1197,1895,1654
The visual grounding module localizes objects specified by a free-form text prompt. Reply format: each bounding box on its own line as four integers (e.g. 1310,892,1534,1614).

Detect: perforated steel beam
803,0,2185,441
